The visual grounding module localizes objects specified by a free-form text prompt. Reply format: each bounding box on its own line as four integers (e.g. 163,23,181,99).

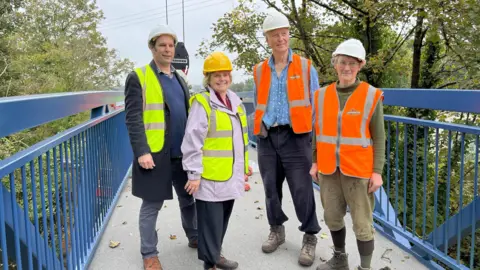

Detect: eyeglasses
337,61,360,68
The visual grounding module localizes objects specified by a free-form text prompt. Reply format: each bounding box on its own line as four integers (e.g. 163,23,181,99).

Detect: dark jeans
258,125,321,234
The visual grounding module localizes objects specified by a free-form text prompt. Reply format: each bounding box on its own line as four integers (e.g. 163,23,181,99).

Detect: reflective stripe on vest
189,92,249,181
253,53,312,135
135,65,166,153
315,82,383,179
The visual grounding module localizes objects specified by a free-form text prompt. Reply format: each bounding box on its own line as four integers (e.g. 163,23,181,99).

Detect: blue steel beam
236,91,254,99
373,187,411,248
381,88,480,113
238,89,480,113
0,91,124,138
374,215,470,270
384,115,480,135
423,196,480,252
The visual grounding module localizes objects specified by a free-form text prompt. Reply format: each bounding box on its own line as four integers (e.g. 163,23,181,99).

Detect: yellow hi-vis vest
190,92,249,181
135,65,165,153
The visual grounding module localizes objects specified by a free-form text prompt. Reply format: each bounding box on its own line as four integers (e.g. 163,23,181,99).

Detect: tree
197,0,268,73
0,0,23,96
197,0,418,87
1,0,134,162
1,0,133,98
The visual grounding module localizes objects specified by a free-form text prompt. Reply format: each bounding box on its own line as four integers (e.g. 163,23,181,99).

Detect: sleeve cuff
187,172,201,180
134,150,150,159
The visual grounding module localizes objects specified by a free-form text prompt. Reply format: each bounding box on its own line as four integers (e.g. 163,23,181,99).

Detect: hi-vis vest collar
253,53,312,134
189,91,249,181
254,55,311,110
316,83,379,148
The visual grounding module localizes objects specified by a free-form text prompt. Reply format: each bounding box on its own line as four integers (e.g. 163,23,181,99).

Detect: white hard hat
148,24,177,47
332,38,366,63
262,8,290,34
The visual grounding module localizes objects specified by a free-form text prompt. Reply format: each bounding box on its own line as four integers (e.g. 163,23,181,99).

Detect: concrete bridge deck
89,148,426,270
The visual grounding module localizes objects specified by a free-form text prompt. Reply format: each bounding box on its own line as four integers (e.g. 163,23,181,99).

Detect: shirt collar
268,48,293,67
150,60,175,75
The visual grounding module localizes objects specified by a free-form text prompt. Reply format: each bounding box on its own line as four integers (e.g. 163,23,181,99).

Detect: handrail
0,91,124,138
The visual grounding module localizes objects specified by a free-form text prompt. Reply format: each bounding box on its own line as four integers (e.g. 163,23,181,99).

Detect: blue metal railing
243,88,479,270
0,88,478,269
0,91,132,269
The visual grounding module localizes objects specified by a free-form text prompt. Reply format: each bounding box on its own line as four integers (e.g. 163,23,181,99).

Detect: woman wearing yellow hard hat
181,51,251,270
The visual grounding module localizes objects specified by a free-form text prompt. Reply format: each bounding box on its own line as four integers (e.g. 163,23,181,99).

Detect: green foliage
230,78,254,92
0,0,133,97
197,0,269,73
0,1,134,266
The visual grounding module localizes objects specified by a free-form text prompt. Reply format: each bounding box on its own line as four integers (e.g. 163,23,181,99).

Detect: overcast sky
96,0,267,86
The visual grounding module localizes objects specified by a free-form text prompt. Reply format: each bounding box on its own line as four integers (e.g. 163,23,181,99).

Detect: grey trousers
139,159,198,259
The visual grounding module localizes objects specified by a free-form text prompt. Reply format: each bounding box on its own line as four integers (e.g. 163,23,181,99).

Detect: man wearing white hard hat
252,8,321,267
310,38,385,270
124,24,198,270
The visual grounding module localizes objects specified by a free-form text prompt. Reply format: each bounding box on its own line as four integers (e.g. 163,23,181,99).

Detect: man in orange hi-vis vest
253,8,321,267
310,39,385,270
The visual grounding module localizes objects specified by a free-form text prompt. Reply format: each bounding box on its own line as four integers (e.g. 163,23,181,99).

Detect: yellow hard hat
203,52,233,75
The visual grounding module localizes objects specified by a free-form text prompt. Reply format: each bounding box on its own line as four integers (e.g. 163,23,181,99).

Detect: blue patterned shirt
253,49,319,128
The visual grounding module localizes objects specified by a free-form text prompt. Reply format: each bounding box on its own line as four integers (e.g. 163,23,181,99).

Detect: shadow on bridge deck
89,147,426,270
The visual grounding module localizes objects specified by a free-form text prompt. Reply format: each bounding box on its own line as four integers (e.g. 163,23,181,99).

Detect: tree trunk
411,9,425,89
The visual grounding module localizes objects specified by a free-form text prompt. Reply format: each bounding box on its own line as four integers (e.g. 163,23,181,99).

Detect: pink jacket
181,87,247,202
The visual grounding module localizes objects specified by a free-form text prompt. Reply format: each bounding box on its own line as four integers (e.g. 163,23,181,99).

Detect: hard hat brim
332,53,366,65
263,25,290,34
148,33,178,46
203,69,233,75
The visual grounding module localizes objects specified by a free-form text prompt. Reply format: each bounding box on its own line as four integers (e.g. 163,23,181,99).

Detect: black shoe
188,238,198,248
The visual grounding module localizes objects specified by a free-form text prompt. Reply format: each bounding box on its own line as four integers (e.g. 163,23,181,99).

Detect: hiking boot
143,256,162,270
316,251,349,270
261,225,285,253
216,255,238,269
298,233,317,266
357,266,373,270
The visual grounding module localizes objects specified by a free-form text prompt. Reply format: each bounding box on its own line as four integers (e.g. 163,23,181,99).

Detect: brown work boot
298,233,317,266
143,256,162,270
216,254,239,269
316,251,349,270
261,225,285,253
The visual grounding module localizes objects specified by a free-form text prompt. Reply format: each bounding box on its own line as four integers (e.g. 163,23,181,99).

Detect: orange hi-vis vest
314,82,383,179
253,53,312,135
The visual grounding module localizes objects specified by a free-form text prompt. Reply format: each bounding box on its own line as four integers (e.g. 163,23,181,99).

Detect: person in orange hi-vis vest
253,8,321,267
310,39,386,270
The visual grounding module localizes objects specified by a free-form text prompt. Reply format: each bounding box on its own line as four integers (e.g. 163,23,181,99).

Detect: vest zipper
230,115,235,179
336,109,342,168
335,86,356,173
237,112,247,172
